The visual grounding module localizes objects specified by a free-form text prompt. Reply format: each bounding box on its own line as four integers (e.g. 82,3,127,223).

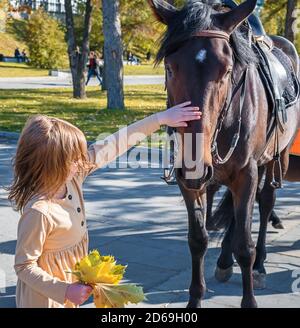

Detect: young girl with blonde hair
8,102,201,308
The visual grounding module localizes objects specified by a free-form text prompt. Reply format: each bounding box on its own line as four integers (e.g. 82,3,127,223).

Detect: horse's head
149,0,258,190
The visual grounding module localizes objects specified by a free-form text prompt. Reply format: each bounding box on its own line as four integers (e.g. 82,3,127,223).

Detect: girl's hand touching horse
157,101,201,128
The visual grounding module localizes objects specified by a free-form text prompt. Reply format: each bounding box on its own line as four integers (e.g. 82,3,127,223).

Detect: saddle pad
271,47,300,108
290,130,300,156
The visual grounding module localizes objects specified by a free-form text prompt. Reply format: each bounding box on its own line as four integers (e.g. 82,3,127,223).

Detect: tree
285,0,299,44
74,0,165,61
25,8,68,69
65,0,93,99
120,0,164,59
261,0,300,53
74,0,104,53
102,0,124,110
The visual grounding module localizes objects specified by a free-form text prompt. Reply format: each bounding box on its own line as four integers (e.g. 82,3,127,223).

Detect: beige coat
14,114,160,308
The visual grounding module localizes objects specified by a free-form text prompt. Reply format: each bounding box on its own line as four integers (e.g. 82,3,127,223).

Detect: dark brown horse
149,0,300,307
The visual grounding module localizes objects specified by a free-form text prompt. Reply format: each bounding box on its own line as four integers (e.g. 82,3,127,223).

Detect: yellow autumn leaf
74,250,126,284
69,249,145,308
93,284,145,308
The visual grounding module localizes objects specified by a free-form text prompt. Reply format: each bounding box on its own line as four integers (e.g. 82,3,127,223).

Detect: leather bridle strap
211,68,248,165
192,30,231,43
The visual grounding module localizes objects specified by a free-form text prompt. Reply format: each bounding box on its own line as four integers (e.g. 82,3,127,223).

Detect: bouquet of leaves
69,249,145,308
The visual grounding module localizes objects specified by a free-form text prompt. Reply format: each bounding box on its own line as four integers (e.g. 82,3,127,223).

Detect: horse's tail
206,189,234,231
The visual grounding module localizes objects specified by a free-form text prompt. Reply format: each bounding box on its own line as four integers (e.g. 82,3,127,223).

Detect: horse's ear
213,0,258,34
148,0,178,25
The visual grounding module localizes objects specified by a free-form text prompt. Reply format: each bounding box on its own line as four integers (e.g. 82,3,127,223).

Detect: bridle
166,30,248,166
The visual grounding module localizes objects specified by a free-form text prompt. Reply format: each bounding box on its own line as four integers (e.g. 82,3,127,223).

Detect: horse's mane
155,0,259,66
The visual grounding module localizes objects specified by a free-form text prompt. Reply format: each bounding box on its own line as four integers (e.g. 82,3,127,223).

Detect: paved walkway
0,138,300,308
0,75,164,89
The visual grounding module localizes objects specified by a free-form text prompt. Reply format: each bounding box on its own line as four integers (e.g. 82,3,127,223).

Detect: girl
8,102,201,308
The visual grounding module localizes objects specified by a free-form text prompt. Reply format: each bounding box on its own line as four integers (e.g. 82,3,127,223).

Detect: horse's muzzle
177,165,214,191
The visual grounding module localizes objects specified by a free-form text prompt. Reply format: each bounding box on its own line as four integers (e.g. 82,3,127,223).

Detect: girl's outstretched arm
82,102,201,179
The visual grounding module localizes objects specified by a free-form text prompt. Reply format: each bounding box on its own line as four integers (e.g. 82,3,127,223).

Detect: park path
0,75,164,89
0,138,300,308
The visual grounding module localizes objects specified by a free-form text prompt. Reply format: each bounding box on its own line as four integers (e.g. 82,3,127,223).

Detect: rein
211,68,248,165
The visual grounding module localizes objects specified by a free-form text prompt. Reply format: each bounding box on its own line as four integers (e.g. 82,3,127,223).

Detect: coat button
81,221,84,226
68,195,72,200
77,207,81,213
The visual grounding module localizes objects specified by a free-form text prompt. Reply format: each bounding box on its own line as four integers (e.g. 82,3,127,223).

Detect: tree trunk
285,0,299,43
65,0,93,99
102,0,124,109
101,60,107,91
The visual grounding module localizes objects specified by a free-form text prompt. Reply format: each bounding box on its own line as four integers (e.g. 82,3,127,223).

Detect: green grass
0,62,164,78
0,62,49,78
0,85,167,141
124,63,164,75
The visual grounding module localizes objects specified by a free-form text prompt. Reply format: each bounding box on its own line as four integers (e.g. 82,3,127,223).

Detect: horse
149,0,300,308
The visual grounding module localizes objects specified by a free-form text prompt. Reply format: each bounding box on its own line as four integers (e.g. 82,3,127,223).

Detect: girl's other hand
65,282,93,305
157,101,202,128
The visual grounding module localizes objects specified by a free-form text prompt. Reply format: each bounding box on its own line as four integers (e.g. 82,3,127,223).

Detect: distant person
146,51,151,61
14,48,21,63
86,51,102,86
131,55,140,65
127,51,133,65
0,53,4,62
21,49,29,63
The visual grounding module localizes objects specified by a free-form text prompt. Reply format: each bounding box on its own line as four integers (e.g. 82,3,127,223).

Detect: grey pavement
1,137,300,308
0,75,164,90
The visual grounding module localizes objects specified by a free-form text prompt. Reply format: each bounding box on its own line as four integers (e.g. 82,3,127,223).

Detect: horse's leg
214,165,265,283
252,162,275,289
253,150,290,289
178,182,208,308
268,210,284,229
256,166,284,229
206,183,221,231
215,217,235,282
231,160,258,308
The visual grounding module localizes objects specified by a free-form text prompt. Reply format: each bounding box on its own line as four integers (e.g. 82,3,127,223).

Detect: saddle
252,36,300,135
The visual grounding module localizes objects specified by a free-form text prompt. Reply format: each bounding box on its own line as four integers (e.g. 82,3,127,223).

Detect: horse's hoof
272,221,285,229
187,297,202,308
215,265,233,283
241,297,258,308
253,271,266,289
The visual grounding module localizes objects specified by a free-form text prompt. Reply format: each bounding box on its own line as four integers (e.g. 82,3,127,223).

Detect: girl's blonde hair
8,115,95,213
